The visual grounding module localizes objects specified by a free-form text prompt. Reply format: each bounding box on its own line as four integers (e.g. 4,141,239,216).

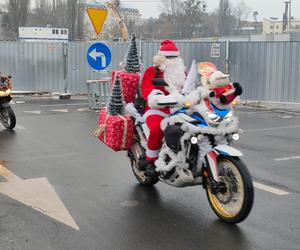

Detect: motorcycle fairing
214,145,243,157
211,103,231,118
204,149,220,182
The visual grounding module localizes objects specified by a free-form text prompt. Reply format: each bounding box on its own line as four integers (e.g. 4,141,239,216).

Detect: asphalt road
0,97,299,250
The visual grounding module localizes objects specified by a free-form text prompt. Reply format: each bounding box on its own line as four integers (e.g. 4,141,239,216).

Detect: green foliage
108,74,124,116
124,35,140,73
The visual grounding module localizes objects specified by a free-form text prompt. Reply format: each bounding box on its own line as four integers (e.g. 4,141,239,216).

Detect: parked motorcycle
127,90,254,224
0,75,16,130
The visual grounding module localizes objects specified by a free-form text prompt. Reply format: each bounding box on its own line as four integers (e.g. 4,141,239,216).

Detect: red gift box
112,70,140,103
97,108,134,151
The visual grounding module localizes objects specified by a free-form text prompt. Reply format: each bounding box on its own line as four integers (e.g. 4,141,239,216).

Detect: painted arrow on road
0,163,79,230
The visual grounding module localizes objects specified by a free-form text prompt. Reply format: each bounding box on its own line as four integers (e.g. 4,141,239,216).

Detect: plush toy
209,71,242,106
198,62,242,109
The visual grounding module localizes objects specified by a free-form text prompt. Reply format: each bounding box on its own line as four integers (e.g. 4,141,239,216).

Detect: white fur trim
143,109,168,120
148,91,185,109
146,148,160,158
180,116,239,135
125,102,144,124
184,86,210,105
148,89,166,109
158,50,180,56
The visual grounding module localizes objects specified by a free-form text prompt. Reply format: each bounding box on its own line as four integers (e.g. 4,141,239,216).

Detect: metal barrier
1,40,300,103
86,78,111,110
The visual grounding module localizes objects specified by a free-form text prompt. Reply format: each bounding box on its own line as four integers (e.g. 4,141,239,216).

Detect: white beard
160,57,186,93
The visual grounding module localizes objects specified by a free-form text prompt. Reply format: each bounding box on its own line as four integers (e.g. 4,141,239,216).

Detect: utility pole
170,0,175,15
283,0,292,32
289,0,292,30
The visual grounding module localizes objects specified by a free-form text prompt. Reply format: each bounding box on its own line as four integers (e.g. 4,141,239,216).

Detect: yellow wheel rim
207,159,244,219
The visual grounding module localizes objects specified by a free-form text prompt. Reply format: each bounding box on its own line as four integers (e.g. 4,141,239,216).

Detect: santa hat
158,40,180,57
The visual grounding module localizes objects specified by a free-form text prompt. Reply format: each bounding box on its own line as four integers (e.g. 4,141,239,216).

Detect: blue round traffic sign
87,43,112,71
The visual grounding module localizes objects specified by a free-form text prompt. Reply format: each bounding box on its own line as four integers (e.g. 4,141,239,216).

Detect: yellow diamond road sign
87,8,108,35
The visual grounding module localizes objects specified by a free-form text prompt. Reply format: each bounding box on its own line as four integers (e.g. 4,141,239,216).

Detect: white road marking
0,164,79,230
245,125,300,132
41,103,88,107
51,109,68,113
253,181,290,196
77,108,90,112
24,110,41,115
274,156,300,161
16,101,26,104
15,124,27,130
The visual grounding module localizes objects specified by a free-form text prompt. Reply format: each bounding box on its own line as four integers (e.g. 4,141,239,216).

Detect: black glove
233,82,243,96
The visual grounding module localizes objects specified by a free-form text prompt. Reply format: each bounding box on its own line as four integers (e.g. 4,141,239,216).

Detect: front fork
203,149,226,194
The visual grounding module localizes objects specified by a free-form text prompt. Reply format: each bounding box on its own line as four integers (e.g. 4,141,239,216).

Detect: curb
240,100,300,115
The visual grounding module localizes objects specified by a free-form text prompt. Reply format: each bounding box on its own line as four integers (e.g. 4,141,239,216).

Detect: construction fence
0,40,299,103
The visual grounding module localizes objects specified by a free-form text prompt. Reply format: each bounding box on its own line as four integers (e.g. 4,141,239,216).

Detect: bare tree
161,0,182,15
67,0,77,40
233,0,252,30
217,0,235,36
5,0,31,34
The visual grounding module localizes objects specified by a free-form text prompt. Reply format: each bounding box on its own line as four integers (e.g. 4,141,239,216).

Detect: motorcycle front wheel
205,156,254,224
0,105,16,129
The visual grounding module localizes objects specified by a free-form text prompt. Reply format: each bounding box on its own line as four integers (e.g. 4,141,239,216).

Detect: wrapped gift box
97,108,134,151
112,70,140,103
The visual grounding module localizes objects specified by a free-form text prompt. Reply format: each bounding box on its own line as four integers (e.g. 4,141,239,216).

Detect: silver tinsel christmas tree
124,35,140,73
108,74,124,116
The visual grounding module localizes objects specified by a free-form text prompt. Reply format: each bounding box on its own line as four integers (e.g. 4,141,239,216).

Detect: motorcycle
0,75,16,130
127,87,254,224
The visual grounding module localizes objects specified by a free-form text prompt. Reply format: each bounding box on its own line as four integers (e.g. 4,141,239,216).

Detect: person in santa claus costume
141,40,186,176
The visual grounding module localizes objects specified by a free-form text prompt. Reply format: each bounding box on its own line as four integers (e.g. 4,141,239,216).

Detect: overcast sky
123,0,300,20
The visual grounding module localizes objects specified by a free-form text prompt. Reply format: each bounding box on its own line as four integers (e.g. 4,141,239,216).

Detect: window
64,30,68,34
276,25,279,29
61,30,64,34
270,25,273,29
56,29,59,34
52,29,55,34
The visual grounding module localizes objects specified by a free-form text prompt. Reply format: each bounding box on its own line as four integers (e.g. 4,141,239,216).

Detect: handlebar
151,78,168,86
157,102,178,107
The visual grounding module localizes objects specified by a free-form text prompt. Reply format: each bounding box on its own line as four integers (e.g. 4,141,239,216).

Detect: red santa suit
141,66,170,161
141,40,185,161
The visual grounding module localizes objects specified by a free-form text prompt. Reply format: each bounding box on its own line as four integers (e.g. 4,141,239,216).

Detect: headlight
223,111,234,122
205,111,222,123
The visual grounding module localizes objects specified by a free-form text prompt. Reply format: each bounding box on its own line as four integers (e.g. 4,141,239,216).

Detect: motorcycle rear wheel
205,156,254,224
0,105,16,129
129,155,159,186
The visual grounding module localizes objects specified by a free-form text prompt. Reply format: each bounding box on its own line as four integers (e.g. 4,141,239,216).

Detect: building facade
263,18,300,34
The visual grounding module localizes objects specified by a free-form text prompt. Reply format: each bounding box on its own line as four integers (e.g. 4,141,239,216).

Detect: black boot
144,162,159,177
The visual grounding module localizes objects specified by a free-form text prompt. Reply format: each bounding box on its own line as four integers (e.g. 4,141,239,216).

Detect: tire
0,105,16,129
129,153,159,186
205,156,254,224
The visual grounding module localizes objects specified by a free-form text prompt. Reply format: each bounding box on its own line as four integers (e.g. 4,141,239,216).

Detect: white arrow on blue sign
87,43,112,71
